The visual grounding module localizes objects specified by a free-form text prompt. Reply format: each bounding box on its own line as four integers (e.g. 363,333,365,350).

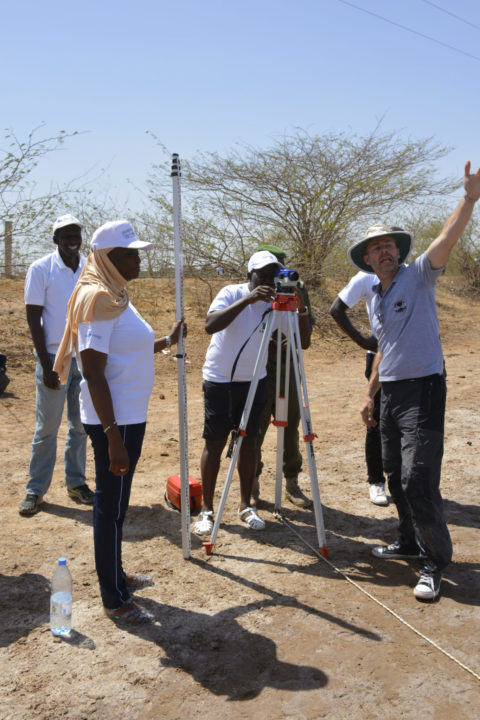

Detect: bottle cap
58,557,67,565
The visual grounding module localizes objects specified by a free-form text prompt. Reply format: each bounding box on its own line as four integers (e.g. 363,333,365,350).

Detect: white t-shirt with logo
202,283,271,383
77,302,155,425
24,249,86,354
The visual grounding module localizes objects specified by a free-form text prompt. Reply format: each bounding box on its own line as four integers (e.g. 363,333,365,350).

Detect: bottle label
50,591,72,628
51,598,72,616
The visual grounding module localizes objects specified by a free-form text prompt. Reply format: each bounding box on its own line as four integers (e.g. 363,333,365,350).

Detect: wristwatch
165,335,172,348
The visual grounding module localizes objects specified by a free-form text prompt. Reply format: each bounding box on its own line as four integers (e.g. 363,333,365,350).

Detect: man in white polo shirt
19,214,94,516
194,250,281,535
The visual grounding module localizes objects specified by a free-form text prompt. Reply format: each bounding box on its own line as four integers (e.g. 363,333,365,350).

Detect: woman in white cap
55,220,185,623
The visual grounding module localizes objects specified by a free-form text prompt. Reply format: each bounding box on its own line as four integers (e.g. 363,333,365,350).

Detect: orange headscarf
53,248,129,383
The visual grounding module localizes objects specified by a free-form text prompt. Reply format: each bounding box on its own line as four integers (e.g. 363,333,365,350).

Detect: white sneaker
194,510,214,535
414,570,442,601
369,483,388,506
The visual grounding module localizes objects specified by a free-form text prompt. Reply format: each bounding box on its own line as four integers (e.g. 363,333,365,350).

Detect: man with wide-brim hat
348,224,413,275
358,160,480,603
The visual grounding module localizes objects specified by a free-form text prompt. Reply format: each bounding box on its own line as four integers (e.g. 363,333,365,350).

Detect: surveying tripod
203,286,328,557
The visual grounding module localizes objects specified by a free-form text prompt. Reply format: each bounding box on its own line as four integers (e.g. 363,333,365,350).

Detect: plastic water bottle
50,557,72,636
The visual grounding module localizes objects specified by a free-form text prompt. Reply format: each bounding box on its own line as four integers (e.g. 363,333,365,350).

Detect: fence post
4,220,12,277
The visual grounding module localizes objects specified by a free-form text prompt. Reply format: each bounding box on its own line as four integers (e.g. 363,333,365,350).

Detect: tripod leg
207,434,244,550
274,313,289,510
204,310,277,554
288,312,328,553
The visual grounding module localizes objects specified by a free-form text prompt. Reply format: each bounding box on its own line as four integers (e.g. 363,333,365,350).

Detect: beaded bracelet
103,421,118,434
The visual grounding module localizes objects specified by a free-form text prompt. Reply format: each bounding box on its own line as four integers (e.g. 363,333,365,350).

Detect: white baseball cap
247,250,282,273
90,220,153,251
53,214,83,233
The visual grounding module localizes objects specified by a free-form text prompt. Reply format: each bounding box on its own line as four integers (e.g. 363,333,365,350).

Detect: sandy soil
1,275,479,720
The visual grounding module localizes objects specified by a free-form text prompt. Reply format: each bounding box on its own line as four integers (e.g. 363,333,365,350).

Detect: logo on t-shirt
393,300,407,313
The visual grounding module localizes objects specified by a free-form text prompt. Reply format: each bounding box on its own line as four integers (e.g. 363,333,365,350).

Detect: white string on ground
277,514,480,684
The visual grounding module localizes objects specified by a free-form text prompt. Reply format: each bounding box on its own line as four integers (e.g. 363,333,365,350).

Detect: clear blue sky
2,0,479,209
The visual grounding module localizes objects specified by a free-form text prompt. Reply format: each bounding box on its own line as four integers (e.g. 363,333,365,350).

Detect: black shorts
202,377,268,441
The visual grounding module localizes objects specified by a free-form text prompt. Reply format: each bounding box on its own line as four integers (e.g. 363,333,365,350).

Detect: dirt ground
1,274,479,720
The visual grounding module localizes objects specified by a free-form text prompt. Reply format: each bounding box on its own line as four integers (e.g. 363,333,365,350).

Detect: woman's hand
107,432,130,476
169,317,187,345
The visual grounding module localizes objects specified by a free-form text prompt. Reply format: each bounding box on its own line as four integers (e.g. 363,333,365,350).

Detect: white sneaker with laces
369,483,388,506
194,510,214,535
414,570,442,601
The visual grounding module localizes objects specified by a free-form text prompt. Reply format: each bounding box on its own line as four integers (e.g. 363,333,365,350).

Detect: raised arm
427,160,480,269
205,284,275,334
330,297,377,352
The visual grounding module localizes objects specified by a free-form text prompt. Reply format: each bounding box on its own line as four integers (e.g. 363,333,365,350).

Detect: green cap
256,243,287,261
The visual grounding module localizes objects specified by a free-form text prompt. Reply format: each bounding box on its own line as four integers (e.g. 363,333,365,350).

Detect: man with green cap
253,243,314,508
358,160,480,602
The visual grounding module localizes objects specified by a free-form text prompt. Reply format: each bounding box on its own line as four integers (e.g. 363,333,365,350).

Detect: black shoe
372,540,425,560
414,569,442,601
67,484,94,505
19,493,43,516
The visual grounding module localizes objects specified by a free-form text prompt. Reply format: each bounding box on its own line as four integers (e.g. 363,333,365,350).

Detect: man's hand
294,287,306,312
361,395,377,427
464,160,480,201
362,335,378,353
248,284,276,304
42,365,60,389
330,296,376,352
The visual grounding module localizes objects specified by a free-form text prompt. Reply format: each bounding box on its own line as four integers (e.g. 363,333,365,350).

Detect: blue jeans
84,422,146,609
27,355,87,497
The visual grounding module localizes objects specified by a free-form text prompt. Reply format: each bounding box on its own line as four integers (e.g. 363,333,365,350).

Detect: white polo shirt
76,303,155,425
202,283,271,383
24,249,86,354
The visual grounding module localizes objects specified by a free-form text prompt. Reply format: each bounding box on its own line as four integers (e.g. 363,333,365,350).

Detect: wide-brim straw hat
348,223,413,273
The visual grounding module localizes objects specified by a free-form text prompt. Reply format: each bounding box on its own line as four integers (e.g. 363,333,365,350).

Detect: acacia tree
179,128,455,284
0,125,82,239
0,125,130,272
450,217,480,290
